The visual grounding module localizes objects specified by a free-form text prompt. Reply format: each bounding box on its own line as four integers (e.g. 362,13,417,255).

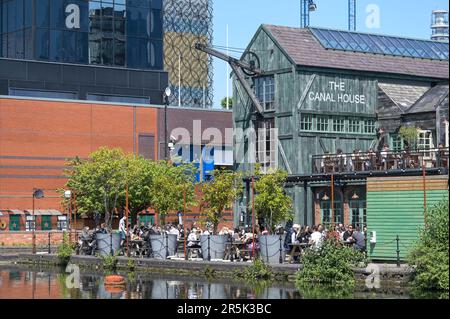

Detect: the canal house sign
308,80,367,105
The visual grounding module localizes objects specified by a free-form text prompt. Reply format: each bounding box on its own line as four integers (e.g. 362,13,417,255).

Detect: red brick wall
0,231,64,246
0,97,159,212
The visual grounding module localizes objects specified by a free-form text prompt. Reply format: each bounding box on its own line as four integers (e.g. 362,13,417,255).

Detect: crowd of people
286,223,366,252
318,143,448,173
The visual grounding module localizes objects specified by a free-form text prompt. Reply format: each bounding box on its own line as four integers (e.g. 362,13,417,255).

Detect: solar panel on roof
310,28,449,61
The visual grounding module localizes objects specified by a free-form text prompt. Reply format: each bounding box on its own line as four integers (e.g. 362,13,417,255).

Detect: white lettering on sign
65,4,80,29
308,81,366,105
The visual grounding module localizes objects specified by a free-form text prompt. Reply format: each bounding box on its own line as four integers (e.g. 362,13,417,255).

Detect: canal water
0,264,433,299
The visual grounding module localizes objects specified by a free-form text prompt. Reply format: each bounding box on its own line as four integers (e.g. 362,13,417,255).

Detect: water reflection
0,265,434,299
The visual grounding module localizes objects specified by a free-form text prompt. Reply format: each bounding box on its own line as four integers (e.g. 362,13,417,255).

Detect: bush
235,258,274,283
101,253,118,272
408,199,449,292
57,232,74,266
295,239,367,287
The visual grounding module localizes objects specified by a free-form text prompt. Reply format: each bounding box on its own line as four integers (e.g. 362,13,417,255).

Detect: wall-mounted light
322,193,330,201
352,191,359,200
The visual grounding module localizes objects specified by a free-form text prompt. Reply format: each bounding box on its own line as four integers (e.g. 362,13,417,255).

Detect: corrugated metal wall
367,176,448,261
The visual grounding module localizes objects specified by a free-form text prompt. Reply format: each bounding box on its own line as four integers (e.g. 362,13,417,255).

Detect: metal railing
312,148,449,174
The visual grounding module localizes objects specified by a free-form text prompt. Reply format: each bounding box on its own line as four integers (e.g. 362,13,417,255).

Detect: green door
9,215,21,231
138,215,154,227
41,215,52,230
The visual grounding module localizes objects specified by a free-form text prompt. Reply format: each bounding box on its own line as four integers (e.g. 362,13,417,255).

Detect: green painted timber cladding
367,190,448,261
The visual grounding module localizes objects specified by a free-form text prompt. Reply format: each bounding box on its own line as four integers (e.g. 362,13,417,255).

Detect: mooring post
279,234,283,264
207,235,211,261
396,235,400,267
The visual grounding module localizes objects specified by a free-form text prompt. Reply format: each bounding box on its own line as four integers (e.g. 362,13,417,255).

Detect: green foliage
63,147,197,228
295,239,367,287
408,199,449,292
201,169,242,233
398,126,418,148
204,266,216,279
296,283,355,299
221,97,233,109
127,259,136,271
254,169,293,231
101,253,118,272
57,232,74,266
63,147,128,229
149,161,197,224
236,258,274,283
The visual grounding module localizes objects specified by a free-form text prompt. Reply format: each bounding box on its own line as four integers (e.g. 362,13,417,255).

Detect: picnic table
224,240,252,261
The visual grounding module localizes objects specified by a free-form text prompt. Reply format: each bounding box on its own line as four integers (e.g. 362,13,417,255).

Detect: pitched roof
406,84,449,114
262,25,449,80
378,83,430,111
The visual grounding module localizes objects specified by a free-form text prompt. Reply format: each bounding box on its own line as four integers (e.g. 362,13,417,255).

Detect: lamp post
32,189,44,254
64,190,72,241
164,87,172,160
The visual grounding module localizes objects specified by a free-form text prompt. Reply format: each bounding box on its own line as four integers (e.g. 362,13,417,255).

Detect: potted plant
200,169,242,260
254,169,293,264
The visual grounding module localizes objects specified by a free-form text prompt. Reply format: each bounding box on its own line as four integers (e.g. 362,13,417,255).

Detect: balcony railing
311,148,449,174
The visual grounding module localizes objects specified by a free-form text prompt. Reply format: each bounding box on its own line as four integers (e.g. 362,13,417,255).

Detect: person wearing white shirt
291,224,300,244
309,225,323,249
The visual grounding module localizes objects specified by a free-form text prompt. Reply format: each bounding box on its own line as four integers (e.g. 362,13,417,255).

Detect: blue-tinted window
35,28,49,60
9,88,77,99
152,0,162,10
49,30,63,61
36,0,50,28
86,93,150,104
151,9,162,39
50,0,64,29
63,31,88,63
127,5,151,37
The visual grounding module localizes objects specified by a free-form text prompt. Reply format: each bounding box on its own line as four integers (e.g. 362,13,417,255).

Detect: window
57,215,68,231
417,130,433,150
257,118,277,173
138,215,154,227
348,118,361,133
317,116,329,132
9,215,21,231
350,200,366,228
300,114,313,131
25,215,35,232
390,134,405,151
9,88,77,100
320,201,331,225
332,117,345,132
363,120,375,134
254,76,275,111
86,94,150,104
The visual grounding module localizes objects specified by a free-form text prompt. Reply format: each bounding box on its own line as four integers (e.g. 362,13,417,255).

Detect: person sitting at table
187,228,200,248
351,226,365,252
336,149,347,172
130,225,141,241
365,148,377,170
309,225,323,249
321,151,333,173
291,224,301,244
380,144,390,170
297,226,311,244
326,225,341,242
343,225,354,242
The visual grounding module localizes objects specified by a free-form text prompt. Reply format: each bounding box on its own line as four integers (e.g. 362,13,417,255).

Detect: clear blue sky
211,0,449,108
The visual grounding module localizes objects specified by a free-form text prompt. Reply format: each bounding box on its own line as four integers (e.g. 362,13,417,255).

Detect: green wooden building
232,25,449,251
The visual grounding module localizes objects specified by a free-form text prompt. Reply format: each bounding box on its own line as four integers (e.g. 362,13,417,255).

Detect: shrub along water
408,199,449,292
295,239,367,288
57,232,74,266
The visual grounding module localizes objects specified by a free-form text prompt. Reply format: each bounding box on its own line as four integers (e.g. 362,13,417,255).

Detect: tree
221,97,233,109
408,199,449,292
201,169,243,234
254,169,293,232
149,161,197,225
64,147,127,230
399,126,418,149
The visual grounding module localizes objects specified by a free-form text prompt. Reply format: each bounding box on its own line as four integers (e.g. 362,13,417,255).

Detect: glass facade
0,0,163,70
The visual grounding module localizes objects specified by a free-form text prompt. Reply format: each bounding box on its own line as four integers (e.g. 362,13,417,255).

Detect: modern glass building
0,0,163,70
